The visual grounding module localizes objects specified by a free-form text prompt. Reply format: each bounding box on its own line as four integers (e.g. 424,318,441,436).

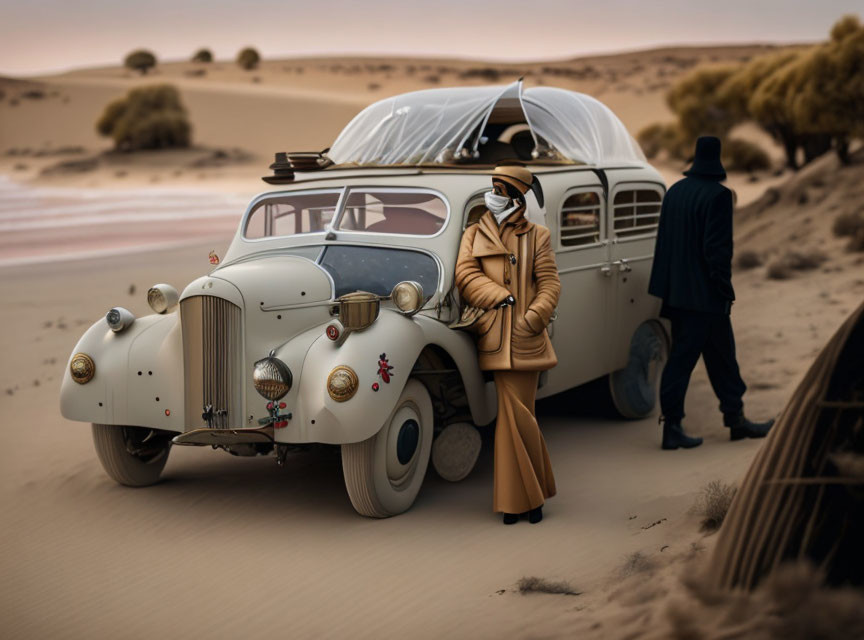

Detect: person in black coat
648,136,774,449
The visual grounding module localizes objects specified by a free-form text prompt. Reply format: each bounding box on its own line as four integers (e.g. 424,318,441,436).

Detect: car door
541,181,613,397
606,181,665,370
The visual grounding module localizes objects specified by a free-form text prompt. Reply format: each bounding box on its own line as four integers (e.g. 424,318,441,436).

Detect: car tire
608,321,669,419
92,424,172,487
341,379,433,517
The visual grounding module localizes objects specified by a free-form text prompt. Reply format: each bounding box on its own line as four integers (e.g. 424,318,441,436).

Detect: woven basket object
707,300,864,589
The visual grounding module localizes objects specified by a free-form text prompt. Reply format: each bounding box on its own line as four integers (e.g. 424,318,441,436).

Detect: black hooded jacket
648,176,735,314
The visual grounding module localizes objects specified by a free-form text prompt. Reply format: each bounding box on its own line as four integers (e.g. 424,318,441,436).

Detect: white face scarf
485,190,520,226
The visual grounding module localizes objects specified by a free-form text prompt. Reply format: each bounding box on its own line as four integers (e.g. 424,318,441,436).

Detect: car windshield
336,189,447,236
244,190,341,239
318,245,439,297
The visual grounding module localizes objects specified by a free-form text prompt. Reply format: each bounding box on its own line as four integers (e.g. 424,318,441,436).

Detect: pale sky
0,0,860,76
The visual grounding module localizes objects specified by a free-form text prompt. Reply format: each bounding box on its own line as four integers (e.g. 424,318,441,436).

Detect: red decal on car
377,353,393,384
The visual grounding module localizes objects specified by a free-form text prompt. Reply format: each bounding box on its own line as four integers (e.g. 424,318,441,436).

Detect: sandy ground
1,160,861,638
1,46,862,639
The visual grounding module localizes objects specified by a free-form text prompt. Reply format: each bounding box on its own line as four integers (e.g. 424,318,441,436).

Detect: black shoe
528,505,543,524
662,421,703,450
726,413,775,440
503,513,519,525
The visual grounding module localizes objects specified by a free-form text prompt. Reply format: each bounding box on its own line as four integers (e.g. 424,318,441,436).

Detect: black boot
503,513,519,525
528,505,543,524
662,420,703,450
725,412,775,440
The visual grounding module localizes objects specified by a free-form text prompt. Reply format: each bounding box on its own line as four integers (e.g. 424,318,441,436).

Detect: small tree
191,48,213,63
791,16,864,164
236,47,260,71
124,49,157,75
96,85,191,151
666,65,738,142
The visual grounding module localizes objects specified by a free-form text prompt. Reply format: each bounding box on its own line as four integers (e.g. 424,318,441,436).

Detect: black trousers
659,306,746,423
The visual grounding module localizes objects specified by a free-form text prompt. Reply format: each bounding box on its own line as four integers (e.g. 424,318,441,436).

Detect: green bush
124,49,157,75
236,47,260,70
192,48,213,63
666,65,738,141
96,85,191,151
637,122,685,159
723,138,771,172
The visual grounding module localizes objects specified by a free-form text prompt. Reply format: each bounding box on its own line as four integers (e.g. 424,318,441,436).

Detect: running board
172,425,274,446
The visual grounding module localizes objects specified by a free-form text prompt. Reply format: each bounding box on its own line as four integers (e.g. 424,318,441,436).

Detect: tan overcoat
455,207,561,371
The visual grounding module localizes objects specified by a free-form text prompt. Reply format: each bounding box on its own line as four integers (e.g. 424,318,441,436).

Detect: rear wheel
341,379,433,517
609,321,669,419
92,424,173,487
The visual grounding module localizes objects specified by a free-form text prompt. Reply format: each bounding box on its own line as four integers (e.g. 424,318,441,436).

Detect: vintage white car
61,81,669,517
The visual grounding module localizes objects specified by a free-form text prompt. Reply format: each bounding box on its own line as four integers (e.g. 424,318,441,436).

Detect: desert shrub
832,211,864,237
693,480,737,531
847,229,864,252
236,47,260,70
667,65,739,141
736,250,763,270
191,48,213,63
767,250,828,279
620,551,654,577
517,576,579,596
96,85,191,151
790,15,864,164
637,122,685,159
124,49,157,75
722,138,771,172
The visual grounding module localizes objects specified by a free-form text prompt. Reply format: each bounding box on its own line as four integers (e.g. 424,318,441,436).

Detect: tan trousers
492,370,557,514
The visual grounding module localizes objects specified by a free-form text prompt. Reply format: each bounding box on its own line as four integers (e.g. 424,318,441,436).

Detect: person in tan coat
455,165,561,525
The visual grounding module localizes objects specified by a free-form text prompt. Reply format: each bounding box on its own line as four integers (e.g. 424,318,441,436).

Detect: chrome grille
181,295,243,430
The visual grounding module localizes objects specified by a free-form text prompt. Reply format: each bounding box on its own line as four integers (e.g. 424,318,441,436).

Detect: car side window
559,190,602,248
612,189,662,239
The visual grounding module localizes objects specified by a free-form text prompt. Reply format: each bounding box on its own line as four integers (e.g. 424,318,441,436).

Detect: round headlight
70,353,95,384
106,307,135,333
253,355,293,401
391,281,424,315
327,365,358,403
147,284,179,314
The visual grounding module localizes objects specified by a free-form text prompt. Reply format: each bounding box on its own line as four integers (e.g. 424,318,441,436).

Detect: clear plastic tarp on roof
327,81,645,167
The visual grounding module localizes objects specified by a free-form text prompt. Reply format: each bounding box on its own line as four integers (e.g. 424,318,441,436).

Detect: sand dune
1,45,860,639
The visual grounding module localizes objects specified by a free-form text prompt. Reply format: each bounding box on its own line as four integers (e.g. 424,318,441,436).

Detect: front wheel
608,321,669,419
341,379,434,517
92,424,173,487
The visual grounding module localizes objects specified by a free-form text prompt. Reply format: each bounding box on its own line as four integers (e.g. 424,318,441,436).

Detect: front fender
59,312,185,432
286,310,427,444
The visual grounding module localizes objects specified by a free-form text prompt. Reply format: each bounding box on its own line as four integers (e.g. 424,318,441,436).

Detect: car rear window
336,189,447,236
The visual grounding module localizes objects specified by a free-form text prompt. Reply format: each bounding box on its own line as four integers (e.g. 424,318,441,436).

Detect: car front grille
180,295,243,430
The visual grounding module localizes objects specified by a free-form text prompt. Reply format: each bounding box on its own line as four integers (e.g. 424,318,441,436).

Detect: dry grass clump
692,480,736,531
832,211,864,237
723,138,771,172
847,230,864,253
736,249,763,270
767,250,828,279
620,551,655,577
517,576,580,596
